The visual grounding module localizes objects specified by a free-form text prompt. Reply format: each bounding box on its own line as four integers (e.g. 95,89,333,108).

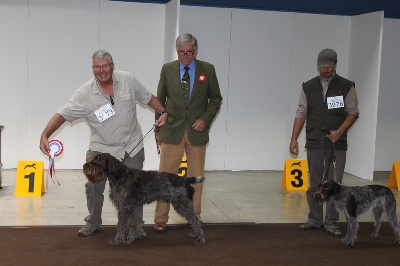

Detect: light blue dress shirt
180,60,196,96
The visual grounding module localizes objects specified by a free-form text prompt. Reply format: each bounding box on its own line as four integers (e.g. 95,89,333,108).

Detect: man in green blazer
154,33,223,232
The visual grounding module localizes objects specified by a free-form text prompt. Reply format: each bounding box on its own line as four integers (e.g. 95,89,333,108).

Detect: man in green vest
289,48,359,237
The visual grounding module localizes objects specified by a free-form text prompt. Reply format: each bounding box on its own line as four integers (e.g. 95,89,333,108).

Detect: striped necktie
182,66,190,102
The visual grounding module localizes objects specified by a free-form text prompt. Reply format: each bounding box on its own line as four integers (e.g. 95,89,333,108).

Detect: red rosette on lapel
198,74,206,82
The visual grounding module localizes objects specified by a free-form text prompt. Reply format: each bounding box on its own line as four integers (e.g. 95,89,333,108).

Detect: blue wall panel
113,0,400,18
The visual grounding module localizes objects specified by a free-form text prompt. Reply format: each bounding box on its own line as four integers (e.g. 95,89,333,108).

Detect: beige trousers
154,131,206,223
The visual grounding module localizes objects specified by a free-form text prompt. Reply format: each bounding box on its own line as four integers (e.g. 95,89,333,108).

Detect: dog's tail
186,176,205,184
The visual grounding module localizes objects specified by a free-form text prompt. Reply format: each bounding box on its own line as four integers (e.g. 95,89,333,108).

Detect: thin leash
321,127,337,183
127,126,155,157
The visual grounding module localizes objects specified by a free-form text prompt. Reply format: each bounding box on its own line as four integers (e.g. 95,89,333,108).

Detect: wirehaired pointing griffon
83,153,206,246
314,179,400,248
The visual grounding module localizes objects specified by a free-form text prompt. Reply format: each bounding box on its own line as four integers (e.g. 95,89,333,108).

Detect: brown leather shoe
154,222,167,232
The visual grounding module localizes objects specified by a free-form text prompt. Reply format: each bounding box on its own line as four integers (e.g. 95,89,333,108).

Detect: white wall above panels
0,2,399,182
375,19,400,171
180,6,231,170
346,11,384,181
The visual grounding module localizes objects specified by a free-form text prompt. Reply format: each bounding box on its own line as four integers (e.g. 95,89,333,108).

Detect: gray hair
176,33,198,57
92,49,114,64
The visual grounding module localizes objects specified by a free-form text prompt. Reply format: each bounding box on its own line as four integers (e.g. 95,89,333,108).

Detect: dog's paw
370,232,379,239
124,233,136,244
341,238,354,248
194,237,206,246
109,234,124,245
188,228,196,237
109,238,122,245
343,240,354,248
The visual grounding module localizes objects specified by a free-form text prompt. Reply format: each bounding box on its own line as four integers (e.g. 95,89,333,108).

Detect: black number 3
290,169,304,188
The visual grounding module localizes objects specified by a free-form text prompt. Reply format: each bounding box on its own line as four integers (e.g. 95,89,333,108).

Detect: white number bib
327,95,344,109
94,103,115,123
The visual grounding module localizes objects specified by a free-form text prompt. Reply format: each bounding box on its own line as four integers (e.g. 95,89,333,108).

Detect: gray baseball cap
317,48,337,68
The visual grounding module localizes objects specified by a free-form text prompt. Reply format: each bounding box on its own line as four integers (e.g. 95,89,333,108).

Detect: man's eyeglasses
92,63,112,71
178,50,194,56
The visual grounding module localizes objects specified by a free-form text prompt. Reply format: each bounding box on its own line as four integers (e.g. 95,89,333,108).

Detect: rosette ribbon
47,140,63,187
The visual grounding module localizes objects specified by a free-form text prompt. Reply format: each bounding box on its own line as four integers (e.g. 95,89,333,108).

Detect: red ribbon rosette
198,74,206,82
47,140,64,186
49,140,64,157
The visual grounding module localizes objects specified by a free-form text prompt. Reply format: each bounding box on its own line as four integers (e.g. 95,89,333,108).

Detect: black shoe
325,227,342,237
299,223,319,230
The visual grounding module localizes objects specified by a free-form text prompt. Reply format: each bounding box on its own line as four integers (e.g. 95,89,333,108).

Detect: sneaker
78,225,100,237
299,222,320,230
325,227,342,237
135,226,147,240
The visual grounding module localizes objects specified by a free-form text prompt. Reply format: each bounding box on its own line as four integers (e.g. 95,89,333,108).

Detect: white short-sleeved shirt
58,70,152,159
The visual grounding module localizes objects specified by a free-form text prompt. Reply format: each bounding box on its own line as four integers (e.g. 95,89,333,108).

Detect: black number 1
290,169,304,188
24,172,35,192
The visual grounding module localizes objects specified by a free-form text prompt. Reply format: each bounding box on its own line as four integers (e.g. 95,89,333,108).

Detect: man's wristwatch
160,111,167,115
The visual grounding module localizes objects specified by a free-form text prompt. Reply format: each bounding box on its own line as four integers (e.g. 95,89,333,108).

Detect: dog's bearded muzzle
83,162,106,183
313,191,326,205
313,184,328,205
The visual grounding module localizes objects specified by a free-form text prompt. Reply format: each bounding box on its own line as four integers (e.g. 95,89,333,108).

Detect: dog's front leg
342,215,357,248
109,211,126,245
123,217,137,244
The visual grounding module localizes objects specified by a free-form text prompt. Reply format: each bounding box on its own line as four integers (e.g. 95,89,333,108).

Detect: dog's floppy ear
103,153,116,173
102,153,124,176
331,180,342,200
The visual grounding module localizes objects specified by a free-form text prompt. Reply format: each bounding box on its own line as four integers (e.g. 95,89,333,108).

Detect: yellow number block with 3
282,159,308,190
387,161,400,191
15,161,44,197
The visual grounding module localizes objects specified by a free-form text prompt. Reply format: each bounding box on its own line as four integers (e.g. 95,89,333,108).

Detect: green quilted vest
303,75,354,150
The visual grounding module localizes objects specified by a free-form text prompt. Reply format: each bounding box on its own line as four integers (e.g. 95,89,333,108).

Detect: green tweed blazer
155,59,223,146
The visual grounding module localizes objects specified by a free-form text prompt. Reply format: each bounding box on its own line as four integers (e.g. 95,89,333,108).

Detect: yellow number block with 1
282,159,308,190
15,161,44,197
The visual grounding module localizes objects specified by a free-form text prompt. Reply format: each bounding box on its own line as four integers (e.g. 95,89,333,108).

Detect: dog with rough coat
82,153,206,246
314,179,400,248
